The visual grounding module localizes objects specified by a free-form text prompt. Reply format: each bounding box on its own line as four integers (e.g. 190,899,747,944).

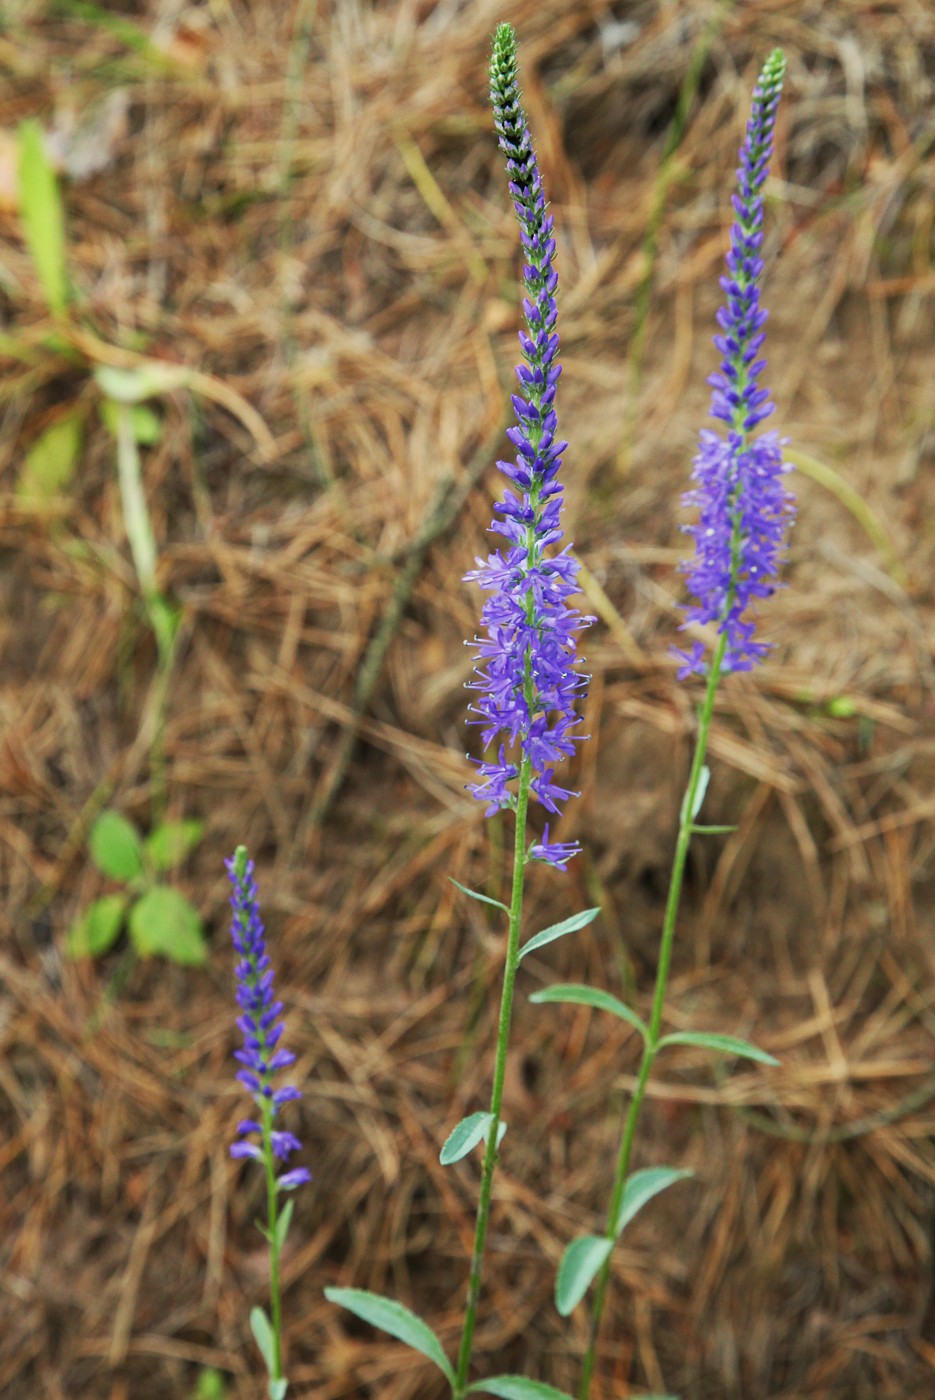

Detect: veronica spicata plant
326,22,597,1400
227,846,310,1400
530,50,793,1398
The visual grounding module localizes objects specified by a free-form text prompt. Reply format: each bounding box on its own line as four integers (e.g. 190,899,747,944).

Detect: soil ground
2,2,935,1398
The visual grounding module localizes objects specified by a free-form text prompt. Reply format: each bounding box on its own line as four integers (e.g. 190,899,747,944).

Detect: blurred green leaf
128,887,207,965
17,414,82,501
89,810,143,882
324,1288,455,1386
66,893,127,958
469,1379,575,1400
613,1166,694,1238
249,1306,276,1375
449,877,509,914
268,1380,288,1400
18,119,68,314
274,1199,294,1252
529,982,648,1039
95,362,188,403
189,1370,227,1400
555,1235,613,1316
144,819,203,873
100,399,163,444
439,1111,507,1165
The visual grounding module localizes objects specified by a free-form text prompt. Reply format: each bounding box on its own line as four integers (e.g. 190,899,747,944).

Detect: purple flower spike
465,23,591,866
226,846,310,1188
678,50,795,678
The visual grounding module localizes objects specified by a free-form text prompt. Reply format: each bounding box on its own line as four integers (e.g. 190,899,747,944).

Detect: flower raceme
226,846,310,1191
678,49,795,678
464,23,590,867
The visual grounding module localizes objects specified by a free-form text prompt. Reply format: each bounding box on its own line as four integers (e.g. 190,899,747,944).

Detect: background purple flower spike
677,49,795,679
227,846,311,1190
464,23,591,866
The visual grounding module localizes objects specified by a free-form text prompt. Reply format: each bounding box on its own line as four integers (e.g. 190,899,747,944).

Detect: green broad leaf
144,819,204,873
656,1031,779,1066
89,810,143,882
555,1235,613,1317
274,1199,295,1252
440,1111,493,1165
66,893,127,958
529,983,647,1040
323,1288,455,1387
449,878,509,915
613,1167,694,1239
268,1381,288,1400
18,119,68,315
17,414,82,502
100,399,163,444
128,887,208,965
518,907,600,961
95,362,190,403
690,824,737,835
250,1306,276,1376
680,765,710,824
469,1378,575,1400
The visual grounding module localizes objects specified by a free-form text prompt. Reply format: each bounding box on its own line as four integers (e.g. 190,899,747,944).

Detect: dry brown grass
2,1,935,1397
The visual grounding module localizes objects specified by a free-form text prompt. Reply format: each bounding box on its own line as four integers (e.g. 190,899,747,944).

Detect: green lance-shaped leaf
554,1235,613,1317
17,414,83,502
249,1306,276,1376
449,877,509,914
680,764,710,824
18,119,68,315
518,907,600,961
274,1199,295,1252
89,810,144,882
529,983,648,1041
469,1378,576,1400
66,893,127,958
268,1382,288,1400
613,1167,694,1238
323,1288,456,1387
128,887,208,965
144,819,204,873
656,1030,779,1066
440,1111,507,1165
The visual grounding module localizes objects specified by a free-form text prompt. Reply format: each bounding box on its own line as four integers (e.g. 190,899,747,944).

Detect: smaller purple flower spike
464,22,591,866
677,49,795,679
226,846,311,1191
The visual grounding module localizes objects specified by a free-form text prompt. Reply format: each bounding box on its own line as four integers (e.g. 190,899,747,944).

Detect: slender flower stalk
454,21,589,1395
576,51,792,1399
227,846,310,1396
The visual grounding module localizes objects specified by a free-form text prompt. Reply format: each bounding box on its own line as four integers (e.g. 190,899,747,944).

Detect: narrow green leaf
249,1306,276,1375
657,1031,779,1066
268,1381,288,1400
529,983,647,1040
690,824,737,835
128,887,208,965
144,819,204,873
680,764,710,824
613,1167,694,1239
89,810,143,882
17,414,82,501
18,119,68,314
66,893,127,958
189,1370,227,1400
324,1288,455,1386
274,1199,295,1252
449,878,509,915
518,907,600,961
440,1111,493,1165
555,1235,613,1317
469,1378,575,1400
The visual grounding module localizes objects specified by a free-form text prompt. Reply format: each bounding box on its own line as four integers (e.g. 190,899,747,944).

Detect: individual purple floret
677,49,795,679
226,846,311,1190
465,23,590,865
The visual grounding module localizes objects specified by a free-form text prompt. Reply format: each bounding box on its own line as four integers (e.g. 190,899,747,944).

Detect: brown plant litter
2,1,935,1397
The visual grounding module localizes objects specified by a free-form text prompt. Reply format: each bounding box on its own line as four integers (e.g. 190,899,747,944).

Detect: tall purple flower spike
227,846,311,1191
677,49,795,679
464,22,590,869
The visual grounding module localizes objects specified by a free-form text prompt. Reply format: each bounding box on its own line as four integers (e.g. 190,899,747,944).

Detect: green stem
262,1094,284,1383
577,632,727,1400
454,753,533,1397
